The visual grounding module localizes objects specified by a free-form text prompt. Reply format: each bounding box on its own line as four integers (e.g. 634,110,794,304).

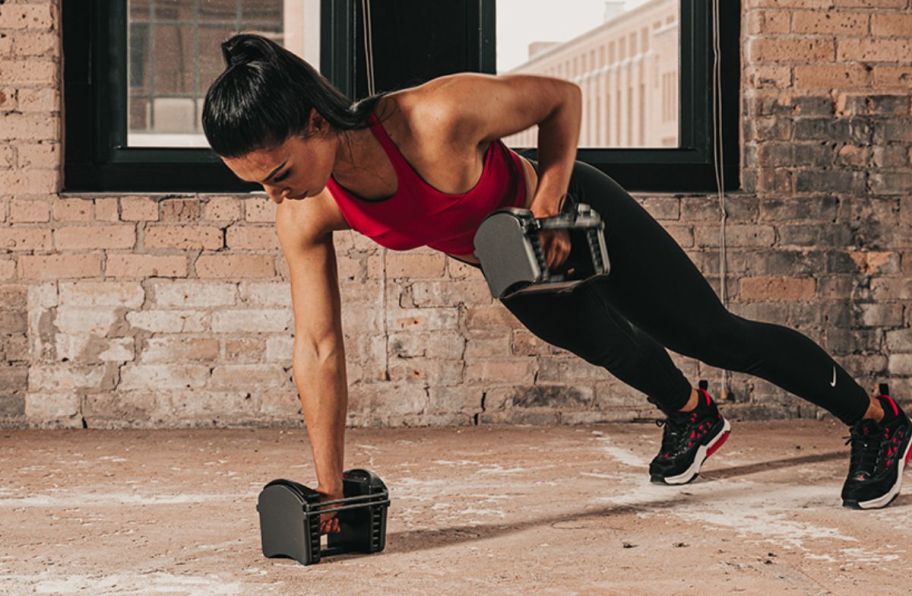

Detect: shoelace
655,411,699,457
843,420,882,481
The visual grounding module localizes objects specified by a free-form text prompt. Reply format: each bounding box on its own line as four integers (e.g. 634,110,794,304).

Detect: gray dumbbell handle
303,499,392,517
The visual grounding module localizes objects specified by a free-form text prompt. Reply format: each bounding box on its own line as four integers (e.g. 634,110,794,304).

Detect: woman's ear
307,107,326,136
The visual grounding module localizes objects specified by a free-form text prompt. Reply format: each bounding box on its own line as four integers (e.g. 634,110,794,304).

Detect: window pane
199,0,237,22
130,0,151,20
241,0,282,23
497,0,679,149
153,24,195,95
155,0,193,21
198,24,240,89
127,0,320,148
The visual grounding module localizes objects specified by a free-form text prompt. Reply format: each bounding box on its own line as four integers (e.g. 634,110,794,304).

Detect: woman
202,34,911,532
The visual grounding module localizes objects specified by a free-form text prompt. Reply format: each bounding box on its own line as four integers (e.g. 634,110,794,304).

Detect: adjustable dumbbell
473,196,611,301
256,468,390,565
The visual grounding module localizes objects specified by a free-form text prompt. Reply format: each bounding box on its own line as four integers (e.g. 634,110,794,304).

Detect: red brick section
10,199,50,223
18,255,102,280
120,197,159,221
0,0,910,429
144,226,223,250
195,254,276,278
52,199,93,222
740,276,817,301
106,255,188,278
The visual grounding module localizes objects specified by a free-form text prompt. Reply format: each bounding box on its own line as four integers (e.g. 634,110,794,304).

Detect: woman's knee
685,312,762,372
504,288,645,367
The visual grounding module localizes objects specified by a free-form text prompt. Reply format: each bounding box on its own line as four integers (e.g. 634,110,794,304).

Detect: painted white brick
209,364,290,390
126,310,209,333
58,281,144,308
159,390,258,418
265,335,294,362
119,364,211,391
238,281,292,306
56,336,134,362
259,391,301,417
25,392,80,418
150,281,237,308
29,365,107,392
27,282,58,309
211,309,291,333
54,307,121,336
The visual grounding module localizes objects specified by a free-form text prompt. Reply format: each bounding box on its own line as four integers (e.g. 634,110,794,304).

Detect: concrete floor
1,420,910,595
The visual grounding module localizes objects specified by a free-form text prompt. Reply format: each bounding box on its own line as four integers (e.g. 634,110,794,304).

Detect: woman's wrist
530,192,565,218
316,481,344,496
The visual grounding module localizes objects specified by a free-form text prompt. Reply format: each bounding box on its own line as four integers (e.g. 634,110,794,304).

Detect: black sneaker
649,380,731,485
841,384,912,510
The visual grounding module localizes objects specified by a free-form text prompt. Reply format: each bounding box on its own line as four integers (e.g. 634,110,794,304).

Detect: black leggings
475,158,870,425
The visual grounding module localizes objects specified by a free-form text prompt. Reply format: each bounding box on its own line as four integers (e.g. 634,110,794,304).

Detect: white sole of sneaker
852,430,912,510
661,418,732,485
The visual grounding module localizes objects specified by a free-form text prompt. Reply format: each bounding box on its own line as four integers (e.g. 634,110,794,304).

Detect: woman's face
222,111,338,205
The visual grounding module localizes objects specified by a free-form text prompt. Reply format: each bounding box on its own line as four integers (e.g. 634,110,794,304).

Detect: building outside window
497,0,679,149
126,0,319,148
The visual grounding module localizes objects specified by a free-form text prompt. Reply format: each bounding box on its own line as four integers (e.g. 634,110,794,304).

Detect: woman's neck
331,127,372,185
330,125,399,200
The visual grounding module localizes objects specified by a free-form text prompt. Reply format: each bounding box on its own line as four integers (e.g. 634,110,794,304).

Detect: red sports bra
326,113,528,255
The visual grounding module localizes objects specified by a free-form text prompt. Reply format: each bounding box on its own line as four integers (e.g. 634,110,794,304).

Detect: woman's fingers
319,510,342,534
540,230,571,270
558,231,571,267
550,231,571,269
320,516,341,534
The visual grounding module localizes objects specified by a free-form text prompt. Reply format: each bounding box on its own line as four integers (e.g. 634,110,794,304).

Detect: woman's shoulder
375,81,479,152
275,190,350,248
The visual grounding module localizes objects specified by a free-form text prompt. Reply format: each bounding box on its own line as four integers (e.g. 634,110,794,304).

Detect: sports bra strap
366,114,413,177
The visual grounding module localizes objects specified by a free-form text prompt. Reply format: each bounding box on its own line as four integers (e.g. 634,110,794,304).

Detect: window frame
62,0,739,193
496,0,741,192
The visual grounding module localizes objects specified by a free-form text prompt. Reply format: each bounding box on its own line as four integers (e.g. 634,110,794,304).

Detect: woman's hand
530,196,572,271
538,228,571,271
316,485,344,534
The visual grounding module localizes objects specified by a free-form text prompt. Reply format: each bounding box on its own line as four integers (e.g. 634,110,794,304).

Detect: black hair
202,33,386,158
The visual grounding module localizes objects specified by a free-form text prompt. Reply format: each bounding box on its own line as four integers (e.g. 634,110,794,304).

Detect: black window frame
62,0,740,193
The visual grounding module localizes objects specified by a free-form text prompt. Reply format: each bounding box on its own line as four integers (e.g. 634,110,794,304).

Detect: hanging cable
361,0,376,96
360,0,386,378
710,0,730,399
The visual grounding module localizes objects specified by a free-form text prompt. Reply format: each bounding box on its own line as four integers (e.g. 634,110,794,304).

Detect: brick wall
1,0,910,429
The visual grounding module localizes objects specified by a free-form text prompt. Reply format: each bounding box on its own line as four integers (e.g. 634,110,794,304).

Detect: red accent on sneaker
700,389,711,406
879,394,900,417
706,430,730,458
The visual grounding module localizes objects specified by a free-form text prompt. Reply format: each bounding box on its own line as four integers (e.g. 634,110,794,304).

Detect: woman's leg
499,280,693,411
548,158,870,426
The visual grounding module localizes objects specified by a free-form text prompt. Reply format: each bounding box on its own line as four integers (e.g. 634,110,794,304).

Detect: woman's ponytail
221,34,283,69
203,33,387,157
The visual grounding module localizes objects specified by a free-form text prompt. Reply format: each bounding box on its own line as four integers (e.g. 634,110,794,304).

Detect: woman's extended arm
276,201,348,531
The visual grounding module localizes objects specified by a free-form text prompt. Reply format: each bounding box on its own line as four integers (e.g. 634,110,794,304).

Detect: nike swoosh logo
830,366,837,387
